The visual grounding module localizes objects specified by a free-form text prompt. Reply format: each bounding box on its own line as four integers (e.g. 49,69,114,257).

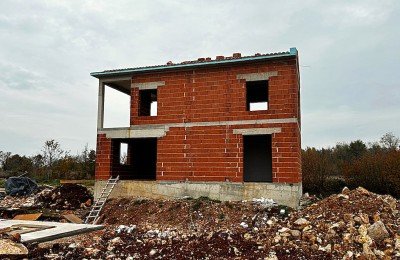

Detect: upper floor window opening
246,80,268,111
139,89,158,116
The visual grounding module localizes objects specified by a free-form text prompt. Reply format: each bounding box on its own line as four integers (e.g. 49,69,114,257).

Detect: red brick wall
95,134,112,180
96,57,301,183
130,59,299,125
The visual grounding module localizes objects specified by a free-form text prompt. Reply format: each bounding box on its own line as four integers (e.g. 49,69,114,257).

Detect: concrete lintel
233,127,281,135
132,81,165,90
99,127,168,138
236,71,278,81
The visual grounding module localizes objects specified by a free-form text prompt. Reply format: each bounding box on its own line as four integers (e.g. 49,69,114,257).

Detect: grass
35,179,60,186
191,196,221,211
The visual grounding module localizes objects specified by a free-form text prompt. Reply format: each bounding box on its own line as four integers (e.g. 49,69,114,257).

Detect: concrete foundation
95,181,302,208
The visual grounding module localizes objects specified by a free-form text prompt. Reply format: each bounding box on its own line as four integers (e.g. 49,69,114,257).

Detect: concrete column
97,80,105,130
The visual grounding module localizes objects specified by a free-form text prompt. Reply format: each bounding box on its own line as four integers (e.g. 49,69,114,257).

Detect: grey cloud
0,0,399,155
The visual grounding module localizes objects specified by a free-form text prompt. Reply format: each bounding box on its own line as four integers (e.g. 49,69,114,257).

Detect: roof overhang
91,48,298,80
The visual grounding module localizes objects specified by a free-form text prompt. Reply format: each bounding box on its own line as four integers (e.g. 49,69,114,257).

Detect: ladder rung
85,175,119,224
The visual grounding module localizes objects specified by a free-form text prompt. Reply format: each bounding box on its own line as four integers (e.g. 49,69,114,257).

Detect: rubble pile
26,187,400,259
0,228,28,257
36,184,93,210
0,195,36,208
0,184,93,211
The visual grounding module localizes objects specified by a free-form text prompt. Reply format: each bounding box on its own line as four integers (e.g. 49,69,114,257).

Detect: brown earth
22,187,400,259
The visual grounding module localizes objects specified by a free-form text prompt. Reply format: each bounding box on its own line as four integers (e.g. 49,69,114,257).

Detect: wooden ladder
85,175,119,224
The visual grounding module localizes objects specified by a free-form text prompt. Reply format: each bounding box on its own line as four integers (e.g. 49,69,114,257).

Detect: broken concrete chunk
368,221,389,241
356,187,370,196
294,218,310,230
0,239,28,256
341,186,351,194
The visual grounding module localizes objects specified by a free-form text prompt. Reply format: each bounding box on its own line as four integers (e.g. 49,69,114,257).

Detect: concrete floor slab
0,219,103,243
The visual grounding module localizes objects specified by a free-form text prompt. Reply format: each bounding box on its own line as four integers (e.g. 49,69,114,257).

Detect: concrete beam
132,81,165,90
99,126,169,138
98,118,297,137
233,127,281,135
236,71,278,81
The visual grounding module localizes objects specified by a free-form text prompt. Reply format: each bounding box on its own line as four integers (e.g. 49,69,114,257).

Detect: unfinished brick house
91,48,302,207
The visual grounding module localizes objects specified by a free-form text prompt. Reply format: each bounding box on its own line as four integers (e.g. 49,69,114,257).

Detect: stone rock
302,232,316,244
273,235,281,244
368,221,389,241
149,249,157,256
395,238,400,250
0,239,28,255
266,218,276,226
354,216,362,224
357,225,372,245
325,244,332,253
278,227,290,233
356,187,370,195
343,214,353,222
343,251,353,260
110,237,123,245
342,186,351,194
373,249,385,258
383,196,397,212
290,230,301,237
338,194,349,199
294,218,310,230
233,247,241,256
243,233,252,240
362,243,375,257
373,214,380,223
359,213,369,224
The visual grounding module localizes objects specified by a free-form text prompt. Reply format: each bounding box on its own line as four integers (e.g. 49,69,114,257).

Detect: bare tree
380,132,400,150
42,140,64,179
0,151,11,171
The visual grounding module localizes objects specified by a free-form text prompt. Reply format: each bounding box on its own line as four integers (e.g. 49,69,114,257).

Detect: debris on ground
0,226,28,257
0,184,93,211
0,184,398,258
22,187,400,259
36,183,93,210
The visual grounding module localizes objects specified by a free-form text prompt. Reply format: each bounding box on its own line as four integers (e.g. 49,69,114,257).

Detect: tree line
0,140,95,180
1,133,399,198
302,132,400,198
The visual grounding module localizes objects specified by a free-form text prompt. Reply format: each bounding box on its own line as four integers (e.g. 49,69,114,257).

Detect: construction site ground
0,184,399,259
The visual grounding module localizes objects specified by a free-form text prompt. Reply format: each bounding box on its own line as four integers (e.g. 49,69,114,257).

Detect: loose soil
24,188,400,259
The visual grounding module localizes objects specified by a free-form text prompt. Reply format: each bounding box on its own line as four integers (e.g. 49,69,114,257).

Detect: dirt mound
37,184,93,210
28,187,400,259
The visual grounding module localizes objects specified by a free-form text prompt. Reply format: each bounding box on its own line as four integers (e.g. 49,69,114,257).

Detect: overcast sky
1,0,399,156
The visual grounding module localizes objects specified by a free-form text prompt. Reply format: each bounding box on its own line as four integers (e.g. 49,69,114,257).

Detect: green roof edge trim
91,47,297,78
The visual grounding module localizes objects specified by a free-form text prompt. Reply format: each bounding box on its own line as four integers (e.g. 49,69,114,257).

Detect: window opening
246,80,268,111
104,85,130,127
139,89,158,116
120,143,128,165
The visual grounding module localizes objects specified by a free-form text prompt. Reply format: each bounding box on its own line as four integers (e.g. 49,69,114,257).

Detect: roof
91,47,298,79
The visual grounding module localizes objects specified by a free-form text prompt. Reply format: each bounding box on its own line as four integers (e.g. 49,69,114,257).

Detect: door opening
243,135,272,182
